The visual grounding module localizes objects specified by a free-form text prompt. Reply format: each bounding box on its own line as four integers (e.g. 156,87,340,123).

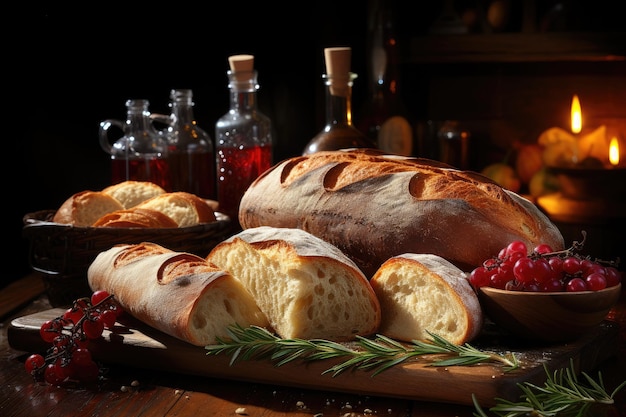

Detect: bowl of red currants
468,234,623,343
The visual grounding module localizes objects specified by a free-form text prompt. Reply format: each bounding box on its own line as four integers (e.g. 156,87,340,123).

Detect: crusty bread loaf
239,149,565,277
102,180,166,209
87,242,270,346
53,191,125,226
136,192,216,227
206,226,381,341
370,253,484,345
92,207,178,228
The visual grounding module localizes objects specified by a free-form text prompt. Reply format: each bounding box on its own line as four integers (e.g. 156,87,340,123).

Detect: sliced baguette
370,253,484,345
102,180,166,209
206,226,381,341
87,242,269,346
137,191,216,227
92,207,178,228
53,191,124,226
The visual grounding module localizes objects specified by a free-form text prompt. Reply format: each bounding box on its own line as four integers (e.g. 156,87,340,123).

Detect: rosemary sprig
472,359,626,417
205,324,519,376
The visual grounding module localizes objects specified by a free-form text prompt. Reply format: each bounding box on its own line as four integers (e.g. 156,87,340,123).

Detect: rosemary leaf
205,325,520,376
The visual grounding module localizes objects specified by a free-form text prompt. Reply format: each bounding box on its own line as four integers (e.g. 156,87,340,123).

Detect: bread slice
206,226,381,341
87,242,270,346
136,192,216,227
53,191,125,226
92,207,178,228
370,253,484,345
102,181,166,209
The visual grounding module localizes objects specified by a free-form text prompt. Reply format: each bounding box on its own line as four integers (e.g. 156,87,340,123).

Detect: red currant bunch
24,290,123,386
468,236,622,293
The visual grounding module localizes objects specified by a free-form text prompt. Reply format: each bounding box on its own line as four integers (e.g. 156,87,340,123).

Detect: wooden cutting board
8,308,619,407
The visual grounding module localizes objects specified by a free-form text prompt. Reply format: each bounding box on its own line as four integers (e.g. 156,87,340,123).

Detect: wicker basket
23,210,234,307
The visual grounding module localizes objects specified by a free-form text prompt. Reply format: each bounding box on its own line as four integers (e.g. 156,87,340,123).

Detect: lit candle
609,137,620,167
570,95,582,134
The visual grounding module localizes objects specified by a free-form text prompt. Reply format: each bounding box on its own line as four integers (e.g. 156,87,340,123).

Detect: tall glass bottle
356,0,413,156
303,47,376,155
99,99,171,190
215,54,273,226
161,89,216,199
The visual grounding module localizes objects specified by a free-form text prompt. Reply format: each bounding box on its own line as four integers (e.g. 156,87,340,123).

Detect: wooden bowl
477,284,622,343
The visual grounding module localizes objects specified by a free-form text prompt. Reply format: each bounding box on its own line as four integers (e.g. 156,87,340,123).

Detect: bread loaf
87,242,270,346
239,149,565,277
370,253,484,345
206,226,381,341
92,208,178,228
53,191,125,226
136,191,216,227
102,180,166,209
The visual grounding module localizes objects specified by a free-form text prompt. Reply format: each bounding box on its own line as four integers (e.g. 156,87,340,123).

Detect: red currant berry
605,267,622,287
513,257,535,283
562,256,582,275
82,319,104,340
24,354,45,373
585,272,607,291
533,243,553,255
91,290,110,306
566,277,588,292
506,240,527,257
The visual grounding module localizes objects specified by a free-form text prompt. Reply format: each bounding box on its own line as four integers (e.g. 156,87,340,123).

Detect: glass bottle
99,99,171,190
215,55,273,226
357,0,413,156
303,47,376,155
160,89,216,199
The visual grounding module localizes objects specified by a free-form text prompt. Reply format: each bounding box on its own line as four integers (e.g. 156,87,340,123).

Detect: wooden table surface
2,273,626,417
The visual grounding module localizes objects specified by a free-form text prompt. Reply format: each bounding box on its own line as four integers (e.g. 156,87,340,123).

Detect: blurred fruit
515,143,544,184
487,0,511,31
529,167,560,198
481,162,521,193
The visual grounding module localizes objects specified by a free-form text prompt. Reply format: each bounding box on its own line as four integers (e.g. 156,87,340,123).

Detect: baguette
239,149,565,277
370,253,483,345
206,226,381,341
87,242,269,346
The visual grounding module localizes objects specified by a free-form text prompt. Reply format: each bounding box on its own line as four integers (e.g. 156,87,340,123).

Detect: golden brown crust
52,191,125,226
239,149,564,277
92,208,178,228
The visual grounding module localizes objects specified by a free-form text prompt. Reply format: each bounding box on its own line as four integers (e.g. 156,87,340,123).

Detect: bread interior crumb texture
208,239,379,340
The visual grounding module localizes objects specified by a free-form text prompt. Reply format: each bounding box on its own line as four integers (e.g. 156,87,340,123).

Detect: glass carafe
99,99,171,189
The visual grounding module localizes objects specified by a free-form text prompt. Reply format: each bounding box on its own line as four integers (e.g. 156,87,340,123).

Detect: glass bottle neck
125,99,155,134
170,89,196,125
323,73,357,127
227,70,260,112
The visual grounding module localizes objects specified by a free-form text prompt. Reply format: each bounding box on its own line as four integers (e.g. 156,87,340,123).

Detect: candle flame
609,137,620,166
571,95,582,134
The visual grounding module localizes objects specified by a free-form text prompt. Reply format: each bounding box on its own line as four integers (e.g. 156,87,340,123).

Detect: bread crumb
120,385,129,392
235,407,247,415
131,380,140,387
174,389,183,395
364,409,373,414
296,400,305,408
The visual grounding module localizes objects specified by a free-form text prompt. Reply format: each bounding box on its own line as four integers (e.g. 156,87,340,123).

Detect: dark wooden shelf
404,32,626,64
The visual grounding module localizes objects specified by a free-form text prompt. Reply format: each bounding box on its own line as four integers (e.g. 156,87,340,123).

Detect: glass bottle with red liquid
215,55,273,227
155,89,216,199
99,99,171,190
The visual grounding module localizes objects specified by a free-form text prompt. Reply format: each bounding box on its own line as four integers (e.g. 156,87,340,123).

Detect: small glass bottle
215,54,273,225
303,47,376,155
99,99,171,189
160,89,216,199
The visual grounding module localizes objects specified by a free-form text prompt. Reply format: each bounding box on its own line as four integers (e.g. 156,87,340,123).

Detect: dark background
8,1,626,288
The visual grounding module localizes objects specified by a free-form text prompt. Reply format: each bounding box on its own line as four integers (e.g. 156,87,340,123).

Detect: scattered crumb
131,380,140,387
120,385,129,392
174,389,183,395
235,407,248,415
364,409,373,414
296,400,305,408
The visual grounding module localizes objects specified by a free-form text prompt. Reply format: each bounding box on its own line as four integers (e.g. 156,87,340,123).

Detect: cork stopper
228,54,255,82
324,47,352,96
